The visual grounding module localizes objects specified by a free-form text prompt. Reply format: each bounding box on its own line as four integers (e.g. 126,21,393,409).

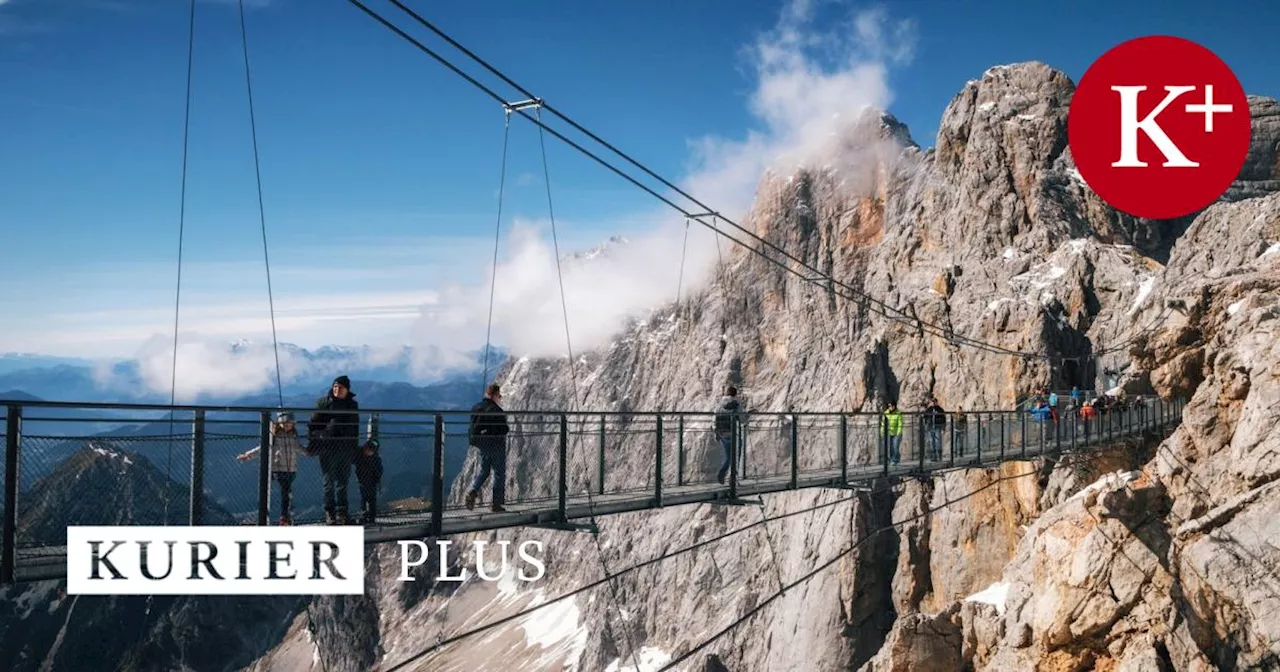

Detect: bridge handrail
0,394,1185,584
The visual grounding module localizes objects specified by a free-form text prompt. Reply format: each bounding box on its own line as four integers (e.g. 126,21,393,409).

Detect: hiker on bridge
308,375,360,525
236,410,301,525
714,385,742,485
466,383,510,513
355,415,383,525
923,397,946,461
953,410,968,457
881,401,904,465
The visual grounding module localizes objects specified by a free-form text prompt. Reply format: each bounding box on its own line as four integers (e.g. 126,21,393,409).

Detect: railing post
258,411,270,526
880,415,889,476
190,410,205,526
654,415,664,507
1020,411,1027,459
2,404,21,584
728,417,739,499
676,416,685,487
918,416,925,472
976,414,983,463
789,415,798,489
558,414,568,522
993,414,1003,460
1055,412,1062,453
839,415,848,484
597,415,606,495
431,414,444,537
1071,408,1078,452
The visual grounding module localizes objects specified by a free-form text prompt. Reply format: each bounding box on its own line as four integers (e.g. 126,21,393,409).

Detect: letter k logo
1068,36,1252,220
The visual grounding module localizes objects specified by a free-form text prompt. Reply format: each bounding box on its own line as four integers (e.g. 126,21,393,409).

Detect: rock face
5,62,1276,672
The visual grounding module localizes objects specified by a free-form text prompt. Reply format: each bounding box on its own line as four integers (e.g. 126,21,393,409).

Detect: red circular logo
1068,36,1252,220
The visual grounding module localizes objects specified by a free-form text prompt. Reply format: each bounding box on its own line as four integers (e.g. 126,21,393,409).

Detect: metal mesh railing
0,396,1185,581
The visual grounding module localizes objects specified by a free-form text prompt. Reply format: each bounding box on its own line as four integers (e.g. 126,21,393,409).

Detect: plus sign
1184,85,1233,133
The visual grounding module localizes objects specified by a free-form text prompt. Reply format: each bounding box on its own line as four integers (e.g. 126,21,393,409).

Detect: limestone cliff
247,62,1280,672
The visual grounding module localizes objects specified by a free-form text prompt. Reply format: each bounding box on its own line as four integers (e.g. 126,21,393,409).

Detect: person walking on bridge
308,375,360,525
881,401,904,465
923,397,946,461
466,383,510,513
714,385,742,485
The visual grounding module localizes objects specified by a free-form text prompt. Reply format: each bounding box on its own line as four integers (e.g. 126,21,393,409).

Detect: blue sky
2,0,1278,372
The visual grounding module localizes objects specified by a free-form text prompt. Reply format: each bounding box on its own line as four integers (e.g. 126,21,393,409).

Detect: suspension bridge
0,394,1183,584
0,5,1197,671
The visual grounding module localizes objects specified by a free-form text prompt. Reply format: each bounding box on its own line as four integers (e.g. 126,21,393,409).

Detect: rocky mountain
0,445,302,672
2,60,1276,672
0,343,504,404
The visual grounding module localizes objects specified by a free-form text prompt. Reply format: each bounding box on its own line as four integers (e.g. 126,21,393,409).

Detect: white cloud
407,0,916,361
5,0,916,398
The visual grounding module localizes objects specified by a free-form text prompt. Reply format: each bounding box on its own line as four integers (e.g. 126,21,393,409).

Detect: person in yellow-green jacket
881,401,904,465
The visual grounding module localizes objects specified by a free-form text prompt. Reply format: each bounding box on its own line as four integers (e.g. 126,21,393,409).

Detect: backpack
714,399,739,435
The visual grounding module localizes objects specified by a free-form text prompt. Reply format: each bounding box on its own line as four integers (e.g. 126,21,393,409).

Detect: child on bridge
236,410,302,525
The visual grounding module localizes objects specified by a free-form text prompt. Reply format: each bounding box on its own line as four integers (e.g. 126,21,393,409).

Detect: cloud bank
407,0,917,362
25,0,917,399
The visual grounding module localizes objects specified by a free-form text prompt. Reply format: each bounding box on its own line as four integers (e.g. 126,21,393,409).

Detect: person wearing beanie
236,410,302,525
308,375,360,524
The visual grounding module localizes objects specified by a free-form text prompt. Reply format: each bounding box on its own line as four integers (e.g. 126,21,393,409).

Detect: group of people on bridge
236,376,383,525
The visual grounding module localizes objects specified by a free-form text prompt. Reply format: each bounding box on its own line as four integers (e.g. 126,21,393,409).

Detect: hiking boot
336,511,350,525
279,516,292,526
325,511,336,525
490,504,508,513
361,512,375,525
465,491,478,511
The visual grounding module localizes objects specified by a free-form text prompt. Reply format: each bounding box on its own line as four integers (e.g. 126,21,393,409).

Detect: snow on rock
1002,247,1016,260
964,581,1010,616
978,101,997,112
1129,276,1156,315
517,595,590,670
604,646,674,672
1228,299,1246,316
1260,242,1280,259
1016,113,1037,121
1065,470,1141,504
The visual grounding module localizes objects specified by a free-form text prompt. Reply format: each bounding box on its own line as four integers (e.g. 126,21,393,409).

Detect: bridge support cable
382,487,866,671
480,111,513,391
536,107,646,672
341,0,1121,365
164,0,198,527
237,0,285,408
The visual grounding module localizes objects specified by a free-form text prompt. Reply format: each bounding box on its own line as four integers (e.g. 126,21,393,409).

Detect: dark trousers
274,471,295,517
358,478,377,518
320,450,354,516
716,436,735,484
469,445,507,505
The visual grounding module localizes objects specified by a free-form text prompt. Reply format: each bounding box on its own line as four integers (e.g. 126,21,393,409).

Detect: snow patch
1016,113,1037,121
1228,299,1245,316
1129,276,1156,315
983,64,1011,77
1067,470,1141,504
604,646,674,672
1069,168,1091,191
964,581,1010,615
13,582,59,619
1002,247,1016,261
978,101,997,112
1260,242,1280,259
518,595,590,670
1066,239,1088,254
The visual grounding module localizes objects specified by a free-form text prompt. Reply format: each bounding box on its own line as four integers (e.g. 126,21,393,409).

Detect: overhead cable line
164,0,198,527
238,0,285,408
344,0,1080,363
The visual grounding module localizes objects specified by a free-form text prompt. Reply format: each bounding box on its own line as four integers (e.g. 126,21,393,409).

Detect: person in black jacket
355,438,382,525
308,375,360,524
714,385,742,485
465,383,510,513
923,398,946,461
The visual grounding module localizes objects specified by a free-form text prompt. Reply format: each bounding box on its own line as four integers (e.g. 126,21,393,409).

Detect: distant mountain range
0,343,508,405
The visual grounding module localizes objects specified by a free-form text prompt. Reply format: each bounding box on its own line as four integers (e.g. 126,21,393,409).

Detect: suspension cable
238,0,284,408
481,111,513,391
536,107,645,672
164,0,197,527
675,218,691,306
344,0,1090,364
